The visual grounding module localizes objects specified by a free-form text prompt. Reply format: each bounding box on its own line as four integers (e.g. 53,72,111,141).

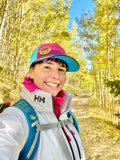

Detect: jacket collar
20,87,74,115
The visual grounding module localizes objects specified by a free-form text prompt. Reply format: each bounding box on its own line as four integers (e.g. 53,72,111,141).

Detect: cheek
61,75,66,84
34,73,48,86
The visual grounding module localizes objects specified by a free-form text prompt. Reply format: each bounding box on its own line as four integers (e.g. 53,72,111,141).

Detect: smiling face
29,59,67,97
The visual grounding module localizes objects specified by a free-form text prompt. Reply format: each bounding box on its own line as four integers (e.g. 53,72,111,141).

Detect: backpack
0,99,80,160
0,99,40,160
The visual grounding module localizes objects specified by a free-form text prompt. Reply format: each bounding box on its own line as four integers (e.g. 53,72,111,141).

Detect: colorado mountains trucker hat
29,43,79,72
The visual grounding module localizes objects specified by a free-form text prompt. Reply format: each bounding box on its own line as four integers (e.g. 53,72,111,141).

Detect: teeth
46,82,58,87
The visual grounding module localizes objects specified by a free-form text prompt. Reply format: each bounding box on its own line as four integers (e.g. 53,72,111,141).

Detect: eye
43,64,51,69
44,66,50,69
59,68,66,73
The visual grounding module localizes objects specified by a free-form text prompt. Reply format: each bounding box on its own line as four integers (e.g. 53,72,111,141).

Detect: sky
69,0,94,27
69,0,95,70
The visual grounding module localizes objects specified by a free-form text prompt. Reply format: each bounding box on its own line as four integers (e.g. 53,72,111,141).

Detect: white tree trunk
0,0,8,38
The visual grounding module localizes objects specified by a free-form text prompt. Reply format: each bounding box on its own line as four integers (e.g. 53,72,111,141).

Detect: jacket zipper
66,125,81,159
52,96,75,160
62,127,75,160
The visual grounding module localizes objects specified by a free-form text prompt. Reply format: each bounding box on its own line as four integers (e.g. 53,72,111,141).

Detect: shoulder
0,106,29,134
0,106,28,156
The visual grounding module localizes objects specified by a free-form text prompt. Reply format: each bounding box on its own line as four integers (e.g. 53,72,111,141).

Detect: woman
0,43,85,160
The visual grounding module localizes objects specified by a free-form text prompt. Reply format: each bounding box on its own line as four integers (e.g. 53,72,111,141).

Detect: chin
51,92,58,97
52,93,57,97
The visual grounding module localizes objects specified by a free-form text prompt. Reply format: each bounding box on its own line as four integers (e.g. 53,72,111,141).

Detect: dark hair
30,58,67,70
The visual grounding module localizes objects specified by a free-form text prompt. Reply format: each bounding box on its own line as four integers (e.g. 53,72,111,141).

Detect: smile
46,82,59,87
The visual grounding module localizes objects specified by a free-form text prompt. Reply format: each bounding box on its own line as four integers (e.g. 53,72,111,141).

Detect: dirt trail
71,93,120,160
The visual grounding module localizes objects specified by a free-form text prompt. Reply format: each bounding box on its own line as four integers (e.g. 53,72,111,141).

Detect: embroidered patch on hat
40,47,51,55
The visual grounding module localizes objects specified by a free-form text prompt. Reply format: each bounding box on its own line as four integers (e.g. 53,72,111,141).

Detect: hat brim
53,55,79,72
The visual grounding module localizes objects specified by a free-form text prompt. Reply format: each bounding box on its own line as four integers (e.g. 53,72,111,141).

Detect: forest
0,0,120,126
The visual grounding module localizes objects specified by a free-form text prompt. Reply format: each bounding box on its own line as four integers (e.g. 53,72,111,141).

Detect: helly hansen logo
34,95,45,103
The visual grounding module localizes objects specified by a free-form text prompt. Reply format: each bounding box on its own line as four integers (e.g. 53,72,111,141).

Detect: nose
50,69,59,80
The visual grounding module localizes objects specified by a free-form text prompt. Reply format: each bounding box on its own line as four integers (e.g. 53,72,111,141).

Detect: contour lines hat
29,43,79,72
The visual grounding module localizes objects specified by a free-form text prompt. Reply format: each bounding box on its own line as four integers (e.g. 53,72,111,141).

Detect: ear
29,67,34,79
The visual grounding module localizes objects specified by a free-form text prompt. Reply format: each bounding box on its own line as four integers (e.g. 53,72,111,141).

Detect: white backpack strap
57,117,73,160
27,120,39,158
